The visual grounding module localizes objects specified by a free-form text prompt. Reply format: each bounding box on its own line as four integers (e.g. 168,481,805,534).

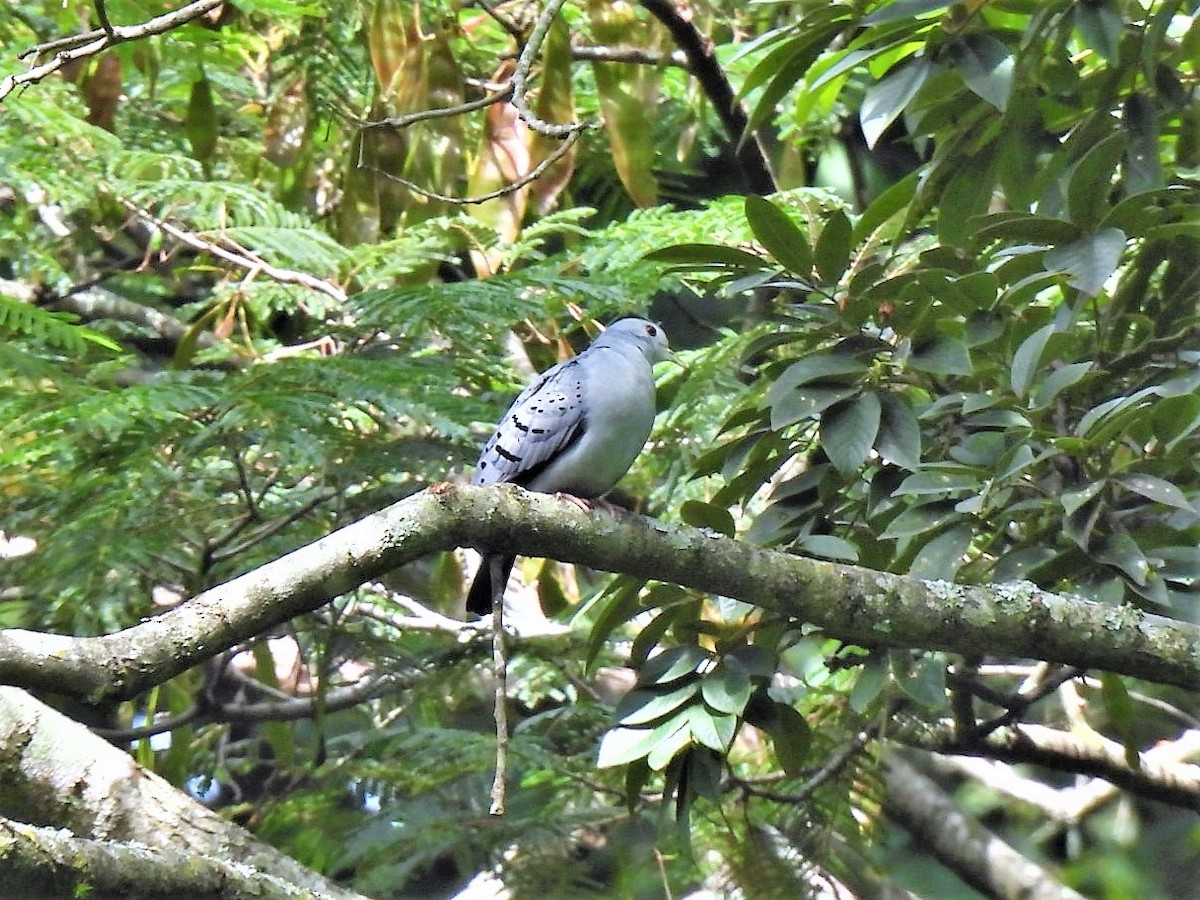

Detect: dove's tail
466,553,516,616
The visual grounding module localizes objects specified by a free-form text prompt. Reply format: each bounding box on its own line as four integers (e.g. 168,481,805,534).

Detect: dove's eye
645,324,658,337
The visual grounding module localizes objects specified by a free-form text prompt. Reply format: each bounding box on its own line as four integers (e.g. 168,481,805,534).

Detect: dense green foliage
4,0,1200,897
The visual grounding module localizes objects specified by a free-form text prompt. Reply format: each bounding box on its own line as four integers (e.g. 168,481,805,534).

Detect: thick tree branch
0,816,328,899
1,484,1200,704
883,754,1086,900
0,687,363,899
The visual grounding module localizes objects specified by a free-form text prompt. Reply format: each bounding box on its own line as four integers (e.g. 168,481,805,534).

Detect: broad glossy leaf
1062,481,1105,516
584,577,645,670
1100,672,1140,769
909,336,973,376
766,703,812,777
876,390,921,471
972,212,1081,246
1114,473,1193,512
1124,93,1165,197
948,33,1013,111
644,243,766,268
646,716,695,770
862,0,950,25
1031,361,1093,409
680,500,737,537
701,658,753,715
798,534,860,562
854,171,919,243
639,645,712,686
880,502,957,539
1068,131,1126,230
770,384,859,430
849,656,889,713
815,209,853,282
895,469,981,497
617,684,699,726
821,392,882,476
1010,323,1056,398
765,354,869,407
745,196,812,275
598,719,678,768
862,58,934,149
1096,533,1151,586
1074,0,1124,62
908,523,973,580
684,708,737,757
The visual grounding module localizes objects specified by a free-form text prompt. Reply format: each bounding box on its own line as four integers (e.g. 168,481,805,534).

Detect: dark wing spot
496,446,520,463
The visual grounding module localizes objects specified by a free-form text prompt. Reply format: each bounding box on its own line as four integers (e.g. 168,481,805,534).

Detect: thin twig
93,0,116,39
372,129,580,205
118,198,348,303
358,85,516,130
510,0,591,138
1,0,225,103
489,555,509,816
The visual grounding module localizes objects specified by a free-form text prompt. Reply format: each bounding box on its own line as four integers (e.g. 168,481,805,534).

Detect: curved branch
883,754,1086,900
2,484,1200,704
0,0,226,103
903,720,1200,810
639,0,776,195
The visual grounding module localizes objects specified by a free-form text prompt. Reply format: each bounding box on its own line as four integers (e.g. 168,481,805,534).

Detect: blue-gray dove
467,318,672,615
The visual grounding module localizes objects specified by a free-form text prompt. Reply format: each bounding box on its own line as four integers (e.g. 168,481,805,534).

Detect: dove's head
595,317,672,365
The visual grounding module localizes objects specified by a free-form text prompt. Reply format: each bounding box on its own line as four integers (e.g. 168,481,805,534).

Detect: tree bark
0,687,365,900
2,483,1199,702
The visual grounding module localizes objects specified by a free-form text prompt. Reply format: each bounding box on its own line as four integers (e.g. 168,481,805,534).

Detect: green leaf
881,503,957,539
701,658,753,715
617,684,700,726
685,706,737,754
815,209,853,282
908,336,973,376
1031,361,1093,409
1068,131,1126,230
1044,229,1127,297
1099,672,1140,770
1096,533,1151,586
908,523,973,580
186,75,218,165
643,243,766,268
765,353,869,405
1062,481,1105,516
584,578,644,671
769,384,859,430
862,0,950,26
1010,323,1056,398
1074,0,1124,62
1124,92,1165,196
680,500,737,537
895,469,980,497
849,656,889,713
948,33,1013,111
875,391,921,470
765,704,812,777
854,170,919,243
646,716,695,771
821,392,882,476
798,534,860,562
861,58,934,150
745,196,812,275
1114,473,1193,512
640,645,712,686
